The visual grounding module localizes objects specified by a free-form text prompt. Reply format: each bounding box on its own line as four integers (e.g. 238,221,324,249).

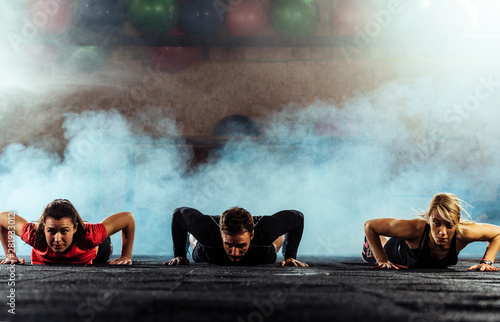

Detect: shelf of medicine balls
27,0,485,57
36,33,488,48
27,0,373,49
36,33,361,48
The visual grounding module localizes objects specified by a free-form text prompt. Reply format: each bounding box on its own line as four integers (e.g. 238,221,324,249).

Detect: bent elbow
290,210,304,223
173,207,190,218
364,220,375,234
123,212,135,228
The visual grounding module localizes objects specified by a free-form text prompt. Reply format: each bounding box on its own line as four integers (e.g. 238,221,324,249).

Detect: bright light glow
419,0,432,9
462,0,479,33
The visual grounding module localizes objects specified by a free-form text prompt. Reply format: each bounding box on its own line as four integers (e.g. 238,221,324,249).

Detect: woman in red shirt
0,199,135,265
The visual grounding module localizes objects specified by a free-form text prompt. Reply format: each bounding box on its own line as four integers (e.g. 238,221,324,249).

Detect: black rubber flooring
1,256,500,322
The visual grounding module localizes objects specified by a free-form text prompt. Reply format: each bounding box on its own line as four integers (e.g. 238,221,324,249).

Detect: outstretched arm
101,212,135,265
0,212,27,264
462,223,500,271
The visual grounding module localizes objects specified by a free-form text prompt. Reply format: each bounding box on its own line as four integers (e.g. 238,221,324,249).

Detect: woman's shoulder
385,217,426,230
412,218,427,229
80,222,107,239
79,222,107,248
386,218,426,241
19,222,38,246
403,218,427,238
83,222,105,230
456,221,499,242
21,221,37,233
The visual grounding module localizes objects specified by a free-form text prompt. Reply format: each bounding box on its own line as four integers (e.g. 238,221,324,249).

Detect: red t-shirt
21,222,108,265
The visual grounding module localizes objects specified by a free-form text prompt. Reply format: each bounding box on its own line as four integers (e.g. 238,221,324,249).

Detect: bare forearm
101,212,135,258
0,226,12,257
120,221,135,258
364,224,389,264
482,236,500,263
0,212,24,257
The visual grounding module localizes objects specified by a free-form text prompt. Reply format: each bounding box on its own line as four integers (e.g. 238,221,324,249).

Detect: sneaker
362,237,377,264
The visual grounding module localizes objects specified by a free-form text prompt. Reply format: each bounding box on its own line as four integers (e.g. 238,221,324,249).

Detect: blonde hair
417,193,474,233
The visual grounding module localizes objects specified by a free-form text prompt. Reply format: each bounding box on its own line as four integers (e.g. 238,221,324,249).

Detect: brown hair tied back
34,199,87,248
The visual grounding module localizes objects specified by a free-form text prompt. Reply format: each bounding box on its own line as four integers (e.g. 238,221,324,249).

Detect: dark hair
35,199,87,247
219,207,254,234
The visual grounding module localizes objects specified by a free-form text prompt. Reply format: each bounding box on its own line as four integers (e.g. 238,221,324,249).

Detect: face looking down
220,230,254,262
428,209,457,248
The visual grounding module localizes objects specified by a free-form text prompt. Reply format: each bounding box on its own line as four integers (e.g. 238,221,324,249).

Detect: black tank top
384,224,459,268
416,224,459,268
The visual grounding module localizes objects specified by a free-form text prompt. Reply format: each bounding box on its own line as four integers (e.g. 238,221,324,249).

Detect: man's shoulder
208,215,221,225
252,215,266,228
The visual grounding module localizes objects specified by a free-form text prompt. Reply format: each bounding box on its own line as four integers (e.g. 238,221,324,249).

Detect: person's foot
362,237,376,264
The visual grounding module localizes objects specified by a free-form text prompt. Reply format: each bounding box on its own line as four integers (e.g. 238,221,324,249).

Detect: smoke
5,76,500,257
2,0,500,259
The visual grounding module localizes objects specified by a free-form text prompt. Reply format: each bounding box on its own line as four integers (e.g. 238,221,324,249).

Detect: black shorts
384,237,419,268
94,237,113,264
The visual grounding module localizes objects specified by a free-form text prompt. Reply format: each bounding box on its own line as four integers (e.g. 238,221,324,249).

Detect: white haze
1,0,500,258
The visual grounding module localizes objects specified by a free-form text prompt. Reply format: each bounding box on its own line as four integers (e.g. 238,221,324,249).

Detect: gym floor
2,256,500,322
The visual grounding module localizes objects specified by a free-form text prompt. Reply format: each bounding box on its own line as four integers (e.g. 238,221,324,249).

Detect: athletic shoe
362,237,377,264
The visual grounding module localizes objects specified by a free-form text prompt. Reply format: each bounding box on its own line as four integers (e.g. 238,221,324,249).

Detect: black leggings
94,237,113,264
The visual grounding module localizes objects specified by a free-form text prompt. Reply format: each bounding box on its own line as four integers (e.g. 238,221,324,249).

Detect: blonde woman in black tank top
363,193,500,270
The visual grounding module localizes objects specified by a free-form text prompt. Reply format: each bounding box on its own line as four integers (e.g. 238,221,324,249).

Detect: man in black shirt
165,207,308,267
